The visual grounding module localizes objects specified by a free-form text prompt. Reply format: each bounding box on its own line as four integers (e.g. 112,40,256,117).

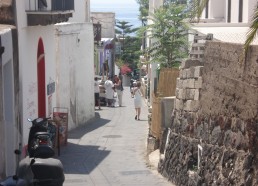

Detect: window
205,1,209,19
227,0,231,23
239,0,243,22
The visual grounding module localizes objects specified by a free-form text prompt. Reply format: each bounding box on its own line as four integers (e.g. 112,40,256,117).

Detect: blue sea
91,2,141,29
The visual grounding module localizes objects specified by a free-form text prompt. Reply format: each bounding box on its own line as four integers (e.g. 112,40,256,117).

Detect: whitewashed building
191,0,258,44
91,12,116,77
146,0,164,104
146,0,258,105
0,24,19,179
0,0,94,178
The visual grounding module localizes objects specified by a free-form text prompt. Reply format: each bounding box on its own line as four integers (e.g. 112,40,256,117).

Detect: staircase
189,33,213,60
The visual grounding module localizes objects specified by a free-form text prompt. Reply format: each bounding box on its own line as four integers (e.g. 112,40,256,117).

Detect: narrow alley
59,86,174,186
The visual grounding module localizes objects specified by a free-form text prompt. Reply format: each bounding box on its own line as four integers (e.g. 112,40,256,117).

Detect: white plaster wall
85,0,91,22
147,0,163,105
17,25,57,147
17,0,28,30
149,0,163,14
55,23,94,129
15,0,95,147
0,28,18,176
18,23,95,143
201,0,255,24
69,0,88,23
210,0,225,19
91,12,115,38
230,0,239,23
247,0,257,23
1,29,13,66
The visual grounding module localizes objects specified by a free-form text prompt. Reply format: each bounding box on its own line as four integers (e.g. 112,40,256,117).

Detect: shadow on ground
68,112,110,140
57,112,111,174
59,143,110,174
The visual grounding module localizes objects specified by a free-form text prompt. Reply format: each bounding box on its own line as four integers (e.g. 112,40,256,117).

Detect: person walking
133,81,142,120
104,76,115,107
94,77,102,110
114,75,123,107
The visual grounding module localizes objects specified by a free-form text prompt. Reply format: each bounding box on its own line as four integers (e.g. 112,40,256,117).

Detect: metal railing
27,0,74,12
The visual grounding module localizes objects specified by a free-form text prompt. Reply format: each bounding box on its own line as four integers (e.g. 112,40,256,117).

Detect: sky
91,0,138,7
91,0,141,28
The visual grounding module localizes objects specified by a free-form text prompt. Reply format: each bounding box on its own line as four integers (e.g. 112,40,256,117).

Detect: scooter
0,117,65,186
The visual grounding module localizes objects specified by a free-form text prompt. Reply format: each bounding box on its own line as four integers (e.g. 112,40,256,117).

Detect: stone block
182,69,187,79
182,79,195,89
186,69,190,78
189,66,195,78
194,77,203,89
176,88,186,99
181,59,204,69
175,98,184,110
175,88,179,98
187,79,196,89
176,78,183,89
194,89,200,100
147,136,159,155
183,88,199,100
210,126,222,145
179,70,184,79
185,89,195,100
194,66,204,78
182,79,187,88
184,100,200,112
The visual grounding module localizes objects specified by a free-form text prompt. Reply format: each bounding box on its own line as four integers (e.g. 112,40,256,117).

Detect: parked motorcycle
0,117,65,186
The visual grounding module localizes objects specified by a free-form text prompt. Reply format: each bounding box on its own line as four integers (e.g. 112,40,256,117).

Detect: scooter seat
32,145,55,158
34,132,50,138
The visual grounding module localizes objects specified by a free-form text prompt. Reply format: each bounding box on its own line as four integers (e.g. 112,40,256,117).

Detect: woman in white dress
133,81,142,120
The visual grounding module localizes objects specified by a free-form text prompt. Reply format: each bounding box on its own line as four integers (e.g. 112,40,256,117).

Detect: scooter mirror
27,118,32,122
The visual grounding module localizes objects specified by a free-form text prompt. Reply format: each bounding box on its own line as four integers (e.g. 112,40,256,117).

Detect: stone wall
159,41,258,186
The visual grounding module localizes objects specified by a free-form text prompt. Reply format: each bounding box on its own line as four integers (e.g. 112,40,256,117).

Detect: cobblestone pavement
59,86,174,186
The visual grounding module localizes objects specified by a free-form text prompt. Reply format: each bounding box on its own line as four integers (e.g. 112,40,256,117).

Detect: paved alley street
58,86,174,186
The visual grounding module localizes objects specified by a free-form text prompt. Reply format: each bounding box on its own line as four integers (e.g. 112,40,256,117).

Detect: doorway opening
37,38,46,117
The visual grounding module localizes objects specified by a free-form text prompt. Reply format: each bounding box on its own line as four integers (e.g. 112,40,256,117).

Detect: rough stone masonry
159,41,258,186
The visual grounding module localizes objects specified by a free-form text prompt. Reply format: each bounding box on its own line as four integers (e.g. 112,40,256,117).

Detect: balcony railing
26,0,74,26
27,0,74,12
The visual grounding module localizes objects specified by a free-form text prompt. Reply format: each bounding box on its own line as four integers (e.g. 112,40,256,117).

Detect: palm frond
244,7,258,54
189,0,209,22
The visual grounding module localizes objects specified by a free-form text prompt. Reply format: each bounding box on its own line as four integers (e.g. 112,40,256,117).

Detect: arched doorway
37,38,46,117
